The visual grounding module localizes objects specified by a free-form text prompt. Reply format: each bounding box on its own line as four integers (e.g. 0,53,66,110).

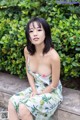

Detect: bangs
29,21,42,29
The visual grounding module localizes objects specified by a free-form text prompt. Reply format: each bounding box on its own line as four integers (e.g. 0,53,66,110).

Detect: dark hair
25,17,54,55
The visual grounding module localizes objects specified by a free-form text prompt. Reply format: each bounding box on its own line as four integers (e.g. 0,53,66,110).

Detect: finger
30,93,33,97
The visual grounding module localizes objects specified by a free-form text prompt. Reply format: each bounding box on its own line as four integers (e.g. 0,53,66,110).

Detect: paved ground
0,107,8,120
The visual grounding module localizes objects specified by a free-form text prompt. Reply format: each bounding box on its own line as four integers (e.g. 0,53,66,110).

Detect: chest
28,56,51,75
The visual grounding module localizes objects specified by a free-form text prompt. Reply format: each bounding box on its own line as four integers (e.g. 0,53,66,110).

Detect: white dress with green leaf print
10,57,63,120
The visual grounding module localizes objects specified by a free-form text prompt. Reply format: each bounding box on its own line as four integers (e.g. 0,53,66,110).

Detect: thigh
10,87,32,112
21,93,60,118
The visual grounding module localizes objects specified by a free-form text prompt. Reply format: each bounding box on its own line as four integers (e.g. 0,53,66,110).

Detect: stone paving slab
61,87,80,115
0,72,80,120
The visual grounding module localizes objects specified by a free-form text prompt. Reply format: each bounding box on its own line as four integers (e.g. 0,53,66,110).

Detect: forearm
42,83,57,94
27,72,36,92
28,79,36,91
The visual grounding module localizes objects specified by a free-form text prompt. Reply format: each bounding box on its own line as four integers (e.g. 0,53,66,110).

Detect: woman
8,17,63,120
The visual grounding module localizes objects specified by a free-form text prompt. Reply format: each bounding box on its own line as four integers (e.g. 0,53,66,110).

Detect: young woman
8,17,63,120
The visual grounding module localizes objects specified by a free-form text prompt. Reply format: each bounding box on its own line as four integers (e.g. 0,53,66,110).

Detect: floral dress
10,57,63,120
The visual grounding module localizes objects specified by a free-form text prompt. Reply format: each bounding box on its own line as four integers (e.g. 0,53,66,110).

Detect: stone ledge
0,72,80,120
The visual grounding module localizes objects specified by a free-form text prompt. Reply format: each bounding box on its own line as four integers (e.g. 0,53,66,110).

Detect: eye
29,30,33,33
37,29,42,31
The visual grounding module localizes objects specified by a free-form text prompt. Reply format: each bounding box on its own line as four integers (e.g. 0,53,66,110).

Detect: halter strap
27,55,30,64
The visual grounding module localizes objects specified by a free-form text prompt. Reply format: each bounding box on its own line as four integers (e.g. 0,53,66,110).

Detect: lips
33,37,39,40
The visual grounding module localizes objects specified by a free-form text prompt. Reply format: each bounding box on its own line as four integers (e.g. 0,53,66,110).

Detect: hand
40,88,50,94
30,90,38,97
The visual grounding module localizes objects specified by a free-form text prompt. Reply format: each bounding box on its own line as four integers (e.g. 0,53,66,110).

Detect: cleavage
29,62,51,76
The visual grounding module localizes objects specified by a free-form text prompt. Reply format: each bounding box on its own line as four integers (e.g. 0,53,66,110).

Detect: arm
41,51,60,94
24,47,37,93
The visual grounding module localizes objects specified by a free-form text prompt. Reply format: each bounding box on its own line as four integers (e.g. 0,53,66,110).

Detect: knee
19,104,30,118
8,100,15,112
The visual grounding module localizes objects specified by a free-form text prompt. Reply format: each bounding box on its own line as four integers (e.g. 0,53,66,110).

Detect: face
29,22,45,45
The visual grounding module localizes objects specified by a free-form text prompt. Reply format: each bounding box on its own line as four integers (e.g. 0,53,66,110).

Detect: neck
35,43,45,56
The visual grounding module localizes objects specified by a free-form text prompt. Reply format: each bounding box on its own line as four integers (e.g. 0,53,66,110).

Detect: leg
19,104,33,120
8,100,19,120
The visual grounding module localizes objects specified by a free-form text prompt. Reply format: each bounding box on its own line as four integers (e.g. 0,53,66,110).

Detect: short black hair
25,17,54,55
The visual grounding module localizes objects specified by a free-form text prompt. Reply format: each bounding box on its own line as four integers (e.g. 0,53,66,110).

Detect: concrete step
0,72,80,120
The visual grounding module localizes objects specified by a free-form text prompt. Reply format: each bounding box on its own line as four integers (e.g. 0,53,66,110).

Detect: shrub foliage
0,0,80,80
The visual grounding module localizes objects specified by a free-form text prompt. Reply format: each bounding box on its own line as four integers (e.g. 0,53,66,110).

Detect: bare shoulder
49,48,60,62
24,46,29,60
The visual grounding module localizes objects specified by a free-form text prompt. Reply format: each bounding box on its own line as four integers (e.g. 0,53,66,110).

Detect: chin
32,42,41,45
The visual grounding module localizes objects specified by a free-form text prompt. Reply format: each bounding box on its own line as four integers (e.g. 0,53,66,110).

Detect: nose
33,30,37,36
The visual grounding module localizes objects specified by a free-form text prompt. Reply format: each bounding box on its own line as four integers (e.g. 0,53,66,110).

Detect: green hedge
0,0,80,80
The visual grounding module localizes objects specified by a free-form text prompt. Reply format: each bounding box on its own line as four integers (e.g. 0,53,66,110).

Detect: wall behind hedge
0,0,80,80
